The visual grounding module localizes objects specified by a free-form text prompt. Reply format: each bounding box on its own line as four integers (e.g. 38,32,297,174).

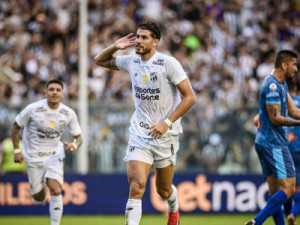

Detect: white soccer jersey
15,99,81,162
116,51,187,138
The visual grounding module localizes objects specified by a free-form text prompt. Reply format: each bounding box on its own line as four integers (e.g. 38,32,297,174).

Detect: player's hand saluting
114,33,136,50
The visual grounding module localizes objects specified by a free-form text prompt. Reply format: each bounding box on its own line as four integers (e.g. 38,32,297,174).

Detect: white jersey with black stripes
15,99,81,162
116,51,187,138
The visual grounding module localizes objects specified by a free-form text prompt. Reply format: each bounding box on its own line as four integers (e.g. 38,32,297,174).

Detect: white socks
167,185,179,213
50,195,63,225
125,199,142,225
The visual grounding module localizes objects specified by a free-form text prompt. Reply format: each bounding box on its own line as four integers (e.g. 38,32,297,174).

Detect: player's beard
135,46,151,56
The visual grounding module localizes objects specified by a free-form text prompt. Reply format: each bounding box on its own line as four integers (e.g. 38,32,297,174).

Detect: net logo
150,174,268,213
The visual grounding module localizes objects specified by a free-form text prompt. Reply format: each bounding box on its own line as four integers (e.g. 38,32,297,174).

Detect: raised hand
115,33,136,50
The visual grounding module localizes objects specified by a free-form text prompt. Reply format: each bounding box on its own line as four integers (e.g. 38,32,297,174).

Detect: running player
94,21,197,225
12,79,82,225
245,50,298,225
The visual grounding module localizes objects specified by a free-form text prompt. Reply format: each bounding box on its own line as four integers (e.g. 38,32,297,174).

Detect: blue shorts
290,152,300,185
255,143,295,179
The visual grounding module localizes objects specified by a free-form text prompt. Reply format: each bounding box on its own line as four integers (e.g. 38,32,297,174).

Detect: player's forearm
72,134,83,149
288,108,300,120
167,95,197,123
11,122,20,149
271,116,300,126
94,44,118,66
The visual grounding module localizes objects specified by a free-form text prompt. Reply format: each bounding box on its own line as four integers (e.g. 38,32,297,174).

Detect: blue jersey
255,75,289,148
288,95,300,152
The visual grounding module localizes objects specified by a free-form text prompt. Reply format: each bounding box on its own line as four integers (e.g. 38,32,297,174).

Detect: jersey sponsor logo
153,59,164,66
134,86,160,94
134,85,160,101
134,59,140,63
142,75,148,84
49,121,55,128
150,72,158,82
59,109,70,117
29,151,56,158
140,122,151,130
269,83,277,91
37,129,61,139
266,92,279,98
35,107,47,113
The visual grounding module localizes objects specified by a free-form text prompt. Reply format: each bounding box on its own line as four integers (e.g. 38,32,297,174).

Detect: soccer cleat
167,209,180,225
245,220,255,225
287,213,296,225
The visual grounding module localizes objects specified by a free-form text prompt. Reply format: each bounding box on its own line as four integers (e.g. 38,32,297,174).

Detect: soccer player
12,79,82,225
245,49,298,225
94,21,197,225
283,79,300,225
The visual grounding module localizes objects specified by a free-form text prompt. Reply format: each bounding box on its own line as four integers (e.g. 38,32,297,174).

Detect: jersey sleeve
15,104,32,128
68,110,82,136
116,55,133,72
166,56,188,85
265,82,281,105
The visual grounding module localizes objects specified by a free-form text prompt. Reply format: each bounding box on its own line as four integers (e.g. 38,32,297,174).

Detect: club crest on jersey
59,121,66,128
142,75,147,84
150,72,158,82
269,83,277,91
49,121,55,128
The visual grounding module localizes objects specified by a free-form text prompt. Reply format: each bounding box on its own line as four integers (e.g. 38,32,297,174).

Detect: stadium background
0,0,300,223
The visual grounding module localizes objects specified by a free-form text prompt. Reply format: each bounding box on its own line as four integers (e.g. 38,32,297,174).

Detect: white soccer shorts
26,159,64,195
124,134,179,168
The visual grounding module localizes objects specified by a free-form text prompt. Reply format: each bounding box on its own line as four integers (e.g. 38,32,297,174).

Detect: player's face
45,83,63,105
135,29,158,55
284,58,298,79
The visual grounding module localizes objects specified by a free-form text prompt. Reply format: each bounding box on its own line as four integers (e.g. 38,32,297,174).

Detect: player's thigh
127,160,152,186
155,164,175,189
255,144,295,179
45,160,64,186
27,161,47,195
266,174,279,195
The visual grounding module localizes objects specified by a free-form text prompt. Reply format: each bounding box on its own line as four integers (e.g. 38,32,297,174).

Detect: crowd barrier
0,173,267,215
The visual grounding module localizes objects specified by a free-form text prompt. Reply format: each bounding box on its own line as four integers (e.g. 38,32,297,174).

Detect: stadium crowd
0,0,300,174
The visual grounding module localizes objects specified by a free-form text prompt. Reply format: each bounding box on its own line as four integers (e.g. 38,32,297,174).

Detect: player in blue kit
283,79,300,225
246,50,298,225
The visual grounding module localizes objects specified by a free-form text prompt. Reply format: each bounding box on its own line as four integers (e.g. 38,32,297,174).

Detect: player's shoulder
58,102,77,117
262,75,279,91
118,54,140,63
25,99,47,112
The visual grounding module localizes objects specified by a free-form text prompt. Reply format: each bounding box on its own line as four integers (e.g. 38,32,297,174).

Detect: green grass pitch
0,214,295,225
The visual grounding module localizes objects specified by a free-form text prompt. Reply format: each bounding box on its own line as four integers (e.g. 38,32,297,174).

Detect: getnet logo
150,174,268,213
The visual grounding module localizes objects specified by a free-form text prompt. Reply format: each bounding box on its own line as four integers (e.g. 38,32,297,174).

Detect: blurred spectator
0,136,26,174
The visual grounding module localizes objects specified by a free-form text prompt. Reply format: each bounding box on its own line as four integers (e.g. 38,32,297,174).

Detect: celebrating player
94,21,197,225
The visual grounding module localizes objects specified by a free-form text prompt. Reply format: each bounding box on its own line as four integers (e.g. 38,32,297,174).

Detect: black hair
137,21,161,40
274,50,298,68
46,79,64,89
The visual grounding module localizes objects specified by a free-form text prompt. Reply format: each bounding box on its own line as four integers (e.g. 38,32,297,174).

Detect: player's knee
33,189,46,202
48,187,62,196
129,181,145,197
156,186,172,199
